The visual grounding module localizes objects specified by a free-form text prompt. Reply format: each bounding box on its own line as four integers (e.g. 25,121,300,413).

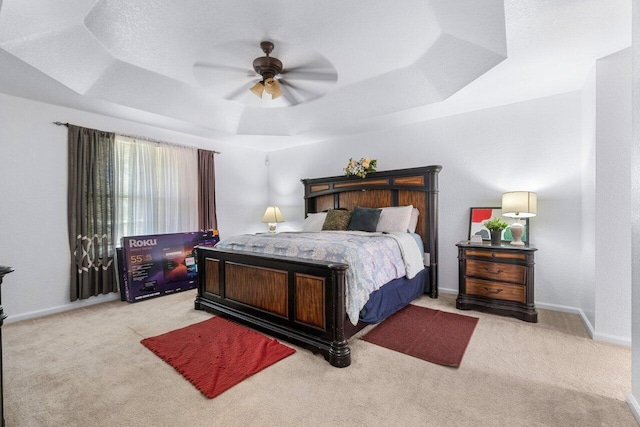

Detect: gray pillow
347,206,382,232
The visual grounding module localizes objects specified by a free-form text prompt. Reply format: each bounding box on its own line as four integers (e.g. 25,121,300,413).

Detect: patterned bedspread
214,231,415,325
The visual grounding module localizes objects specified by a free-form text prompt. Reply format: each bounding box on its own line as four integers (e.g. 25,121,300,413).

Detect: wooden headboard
301,165,442,297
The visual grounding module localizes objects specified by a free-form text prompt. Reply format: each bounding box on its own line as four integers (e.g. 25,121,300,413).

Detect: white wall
628,0,640,420
0,93,268,323
267,93,585,309
594,48,632,345
580,64,597,329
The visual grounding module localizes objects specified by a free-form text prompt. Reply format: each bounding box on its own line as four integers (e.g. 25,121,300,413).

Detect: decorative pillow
347,206,382,232
302,212,328,232
408,208,419,233
376,205,414,233
322,209,353,231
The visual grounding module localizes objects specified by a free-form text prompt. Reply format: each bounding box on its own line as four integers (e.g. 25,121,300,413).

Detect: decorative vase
490,229,502,246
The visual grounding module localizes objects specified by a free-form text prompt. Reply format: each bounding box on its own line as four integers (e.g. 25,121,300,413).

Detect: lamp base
268,223,277,233
509,221,525,246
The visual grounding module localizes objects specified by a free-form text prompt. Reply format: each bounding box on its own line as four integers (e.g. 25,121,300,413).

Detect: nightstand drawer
465,278,525,303
464,249,527,261
465,259,526,284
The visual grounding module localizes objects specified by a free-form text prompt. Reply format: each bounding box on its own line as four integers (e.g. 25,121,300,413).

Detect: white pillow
408,208,419,233
376,205,414,233
302,212,327,231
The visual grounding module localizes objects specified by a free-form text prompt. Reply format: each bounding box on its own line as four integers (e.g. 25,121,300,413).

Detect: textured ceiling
0,0,631,151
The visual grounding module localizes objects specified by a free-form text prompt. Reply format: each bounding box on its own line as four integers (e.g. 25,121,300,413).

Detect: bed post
425,165,442,298
328,267,350,367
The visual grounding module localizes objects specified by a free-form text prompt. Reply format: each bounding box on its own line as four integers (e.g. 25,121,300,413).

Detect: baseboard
593,331,632,347
5,293,121,324
533,301,631,347
626,393,640,424
535,301,595,337
440,290,594,330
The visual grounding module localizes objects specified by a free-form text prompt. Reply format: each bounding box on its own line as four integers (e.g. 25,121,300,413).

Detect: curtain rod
52,121,221,154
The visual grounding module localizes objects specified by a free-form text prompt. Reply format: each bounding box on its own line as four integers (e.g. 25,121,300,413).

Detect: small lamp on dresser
262,206,284,233
502,191,537,246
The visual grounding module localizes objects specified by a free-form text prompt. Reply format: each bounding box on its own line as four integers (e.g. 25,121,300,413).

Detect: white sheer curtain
114,135,198,244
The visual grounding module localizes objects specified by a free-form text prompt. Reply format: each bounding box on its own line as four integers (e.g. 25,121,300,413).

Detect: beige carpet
3,291,635,426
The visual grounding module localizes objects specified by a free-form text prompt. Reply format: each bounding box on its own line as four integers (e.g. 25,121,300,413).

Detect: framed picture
468,207,530,243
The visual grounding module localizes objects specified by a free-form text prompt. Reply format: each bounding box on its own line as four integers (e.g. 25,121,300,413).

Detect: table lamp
262,206,284,233
501,191,537,246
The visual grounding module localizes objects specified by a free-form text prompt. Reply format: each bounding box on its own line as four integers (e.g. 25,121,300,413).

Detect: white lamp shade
262,206,284,223
502,192,537,218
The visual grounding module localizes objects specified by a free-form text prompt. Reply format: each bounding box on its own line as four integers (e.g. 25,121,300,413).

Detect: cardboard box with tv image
118,230,219,302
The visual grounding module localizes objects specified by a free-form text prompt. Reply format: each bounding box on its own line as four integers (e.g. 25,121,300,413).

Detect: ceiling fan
250,41,284,100
193,40,338,106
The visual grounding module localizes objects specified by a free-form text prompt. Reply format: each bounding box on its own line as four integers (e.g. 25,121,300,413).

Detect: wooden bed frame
194,165,442,367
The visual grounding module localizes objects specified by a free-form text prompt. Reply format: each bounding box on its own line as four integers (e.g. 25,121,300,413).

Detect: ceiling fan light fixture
264,77,283,99
271,87,283,99
250,81,264,98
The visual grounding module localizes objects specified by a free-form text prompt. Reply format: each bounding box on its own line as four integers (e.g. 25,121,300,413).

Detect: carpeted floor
3,290,635,426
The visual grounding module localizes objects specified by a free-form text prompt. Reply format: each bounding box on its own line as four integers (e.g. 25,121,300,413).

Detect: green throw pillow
322,209,353,231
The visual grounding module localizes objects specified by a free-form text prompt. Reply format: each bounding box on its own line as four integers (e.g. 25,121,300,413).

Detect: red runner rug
361,305,478,367
141,317,295,398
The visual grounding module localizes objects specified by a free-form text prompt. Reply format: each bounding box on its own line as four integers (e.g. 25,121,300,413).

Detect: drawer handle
484,287,503,294
485,268,504,275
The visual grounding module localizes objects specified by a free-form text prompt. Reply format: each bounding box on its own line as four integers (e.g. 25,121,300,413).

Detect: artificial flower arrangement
344,157,377,178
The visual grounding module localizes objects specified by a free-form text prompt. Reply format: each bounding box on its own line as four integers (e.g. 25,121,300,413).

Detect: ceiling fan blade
194,61,254,76
281,87,301,106
224,81,257,101
281,57,334,72
280,70,338,82
277,79,301,105
279,78,324,99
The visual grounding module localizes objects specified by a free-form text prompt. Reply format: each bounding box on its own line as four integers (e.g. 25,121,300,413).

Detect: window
113,135,198,245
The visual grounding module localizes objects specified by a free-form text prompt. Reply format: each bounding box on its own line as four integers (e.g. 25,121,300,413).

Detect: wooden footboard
194,246,353,367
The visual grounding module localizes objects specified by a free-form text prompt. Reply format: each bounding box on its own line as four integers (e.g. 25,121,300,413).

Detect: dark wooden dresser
0,266,12,427
456,241,537,322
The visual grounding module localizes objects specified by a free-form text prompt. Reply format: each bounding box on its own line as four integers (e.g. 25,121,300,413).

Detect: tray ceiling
0,0,630,151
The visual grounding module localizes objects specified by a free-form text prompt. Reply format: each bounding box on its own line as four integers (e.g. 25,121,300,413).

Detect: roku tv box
119,230,219,302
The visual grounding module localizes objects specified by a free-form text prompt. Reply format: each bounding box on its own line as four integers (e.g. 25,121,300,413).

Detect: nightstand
456,241,537,322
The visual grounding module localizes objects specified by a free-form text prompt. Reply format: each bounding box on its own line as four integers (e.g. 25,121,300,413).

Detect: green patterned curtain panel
67,125,117,301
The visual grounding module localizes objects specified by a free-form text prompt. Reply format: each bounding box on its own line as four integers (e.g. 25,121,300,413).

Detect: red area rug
362,305,478,367
141,317,295,398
